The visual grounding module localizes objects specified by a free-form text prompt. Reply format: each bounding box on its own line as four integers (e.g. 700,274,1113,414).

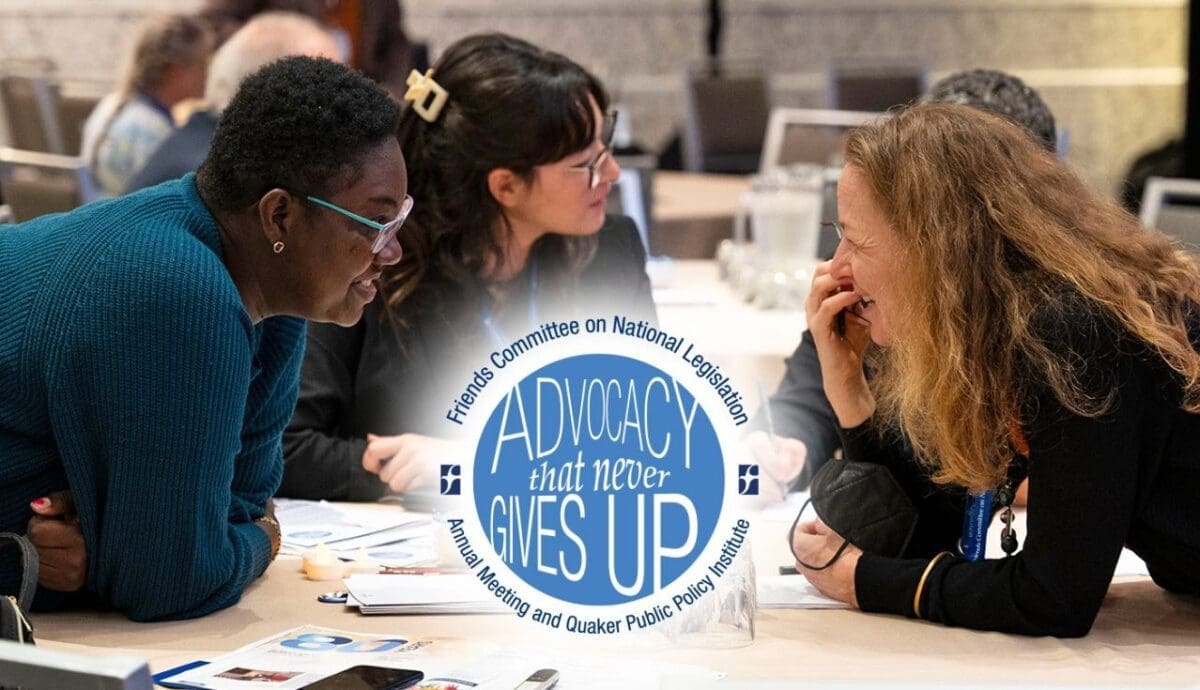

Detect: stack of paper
274,499,434,567
757,574,851,609
344,573,510,615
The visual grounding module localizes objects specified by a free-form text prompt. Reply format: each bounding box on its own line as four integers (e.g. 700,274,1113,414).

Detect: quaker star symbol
440,464,462,495
737,464,759,496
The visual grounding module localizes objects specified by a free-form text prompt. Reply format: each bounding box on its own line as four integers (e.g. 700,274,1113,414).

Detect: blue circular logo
472,354,723,605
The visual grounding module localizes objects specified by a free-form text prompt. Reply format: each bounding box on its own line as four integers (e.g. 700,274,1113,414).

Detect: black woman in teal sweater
0,57,406,620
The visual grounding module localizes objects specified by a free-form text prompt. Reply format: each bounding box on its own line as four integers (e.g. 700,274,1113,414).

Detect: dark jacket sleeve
585,214,658,325
854,312,1145,637
758,330,842,489
838,421,966,559
281,318,386,502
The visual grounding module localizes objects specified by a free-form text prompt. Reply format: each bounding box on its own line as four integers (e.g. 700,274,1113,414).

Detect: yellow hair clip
404,69,449,123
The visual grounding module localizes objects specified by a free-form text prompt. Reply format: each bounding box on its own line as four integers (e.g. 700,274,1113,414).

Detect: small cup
660,542,757,649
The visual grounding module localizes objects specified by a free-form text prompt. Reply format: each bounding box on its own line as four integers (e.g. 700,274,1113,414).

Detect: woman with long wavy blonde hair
793,101,1200,636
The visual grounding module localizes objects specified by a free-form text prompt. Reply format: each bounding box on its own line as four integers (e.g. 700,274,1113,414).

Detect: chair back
682,61,770,174
0,147,96,222
1141,176,1200,254
0,75,65,154
829,61,925,112
759,108,884,172
607,154,657,252
57,90,104,157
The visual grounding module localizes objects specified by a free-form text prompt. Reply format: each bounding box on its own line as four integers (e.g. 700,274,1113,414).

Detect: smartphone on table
301,665,423,690
514,668,559,689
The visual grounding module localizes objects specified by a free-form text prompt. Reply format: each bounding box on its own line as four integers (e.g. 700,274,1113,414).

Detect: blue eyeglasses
306,194,414,254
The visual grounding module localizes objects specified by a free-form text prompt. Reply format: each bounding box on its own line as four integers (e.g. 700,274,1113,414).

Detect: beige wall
0,0,1185,197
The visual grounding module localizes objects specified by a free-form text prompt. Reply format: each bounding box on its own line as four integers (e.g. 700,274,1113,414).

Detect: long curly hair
844,102,1200,492
385,33,604,331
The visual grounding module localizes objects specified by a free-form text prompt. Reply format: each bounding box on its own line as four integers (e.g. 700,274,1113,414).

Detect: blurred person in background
81,13,213,196
126,11,341,192
200,0,416,97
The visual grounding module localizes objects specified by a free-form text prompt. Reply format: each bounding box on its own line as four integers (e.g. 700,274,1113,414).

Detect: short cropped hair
926,69,1057,154
196,56,400,212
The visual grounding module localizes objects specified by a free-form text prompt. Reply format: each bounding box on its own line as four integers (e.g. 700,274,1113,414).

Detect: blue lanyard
960,490,992,561
481,260,539,348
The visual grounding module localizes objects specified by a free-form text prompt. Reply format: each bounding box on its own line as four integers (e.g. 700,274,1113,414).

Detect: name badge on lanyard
960,490,992,561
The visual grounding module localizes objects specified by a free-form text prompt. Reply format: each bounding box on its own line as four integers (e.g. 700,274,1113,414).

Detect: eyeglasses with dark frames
567,110,619,190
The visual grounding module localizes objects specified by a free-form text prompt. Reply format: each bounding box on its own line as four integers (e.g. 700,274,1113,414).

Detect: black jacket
761,329,842,489
853,302,1200,636
125,109,219,193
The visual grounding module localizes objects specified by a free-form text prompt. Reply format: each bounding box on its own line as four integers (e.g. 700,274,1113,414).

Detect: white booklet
756,574,851,609
344,574,510,615
158,625,436,689
274,499,430,550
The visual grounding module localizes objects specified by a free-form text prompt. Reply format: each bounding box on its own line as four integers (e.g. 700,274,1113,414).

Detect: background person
126,11,342,192
81,13,214,196
281,33,657,501
199,0,416,97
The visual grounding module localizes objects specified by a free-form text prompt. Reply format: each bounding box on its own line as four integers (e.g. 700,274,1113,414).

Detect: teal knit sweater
0,174,305,621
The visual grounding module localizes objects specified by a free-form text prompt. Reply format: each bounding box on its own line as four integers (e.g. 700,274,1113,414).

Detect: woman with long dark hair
282,33,656,501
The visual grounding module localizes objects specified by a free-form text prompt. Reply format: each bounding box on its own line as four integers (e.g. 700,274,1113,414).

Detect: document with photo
159,625,436,690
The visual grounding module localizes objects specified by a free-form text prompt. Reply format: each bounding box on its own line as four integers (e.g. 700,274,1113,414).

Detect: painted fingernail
31,497,49,508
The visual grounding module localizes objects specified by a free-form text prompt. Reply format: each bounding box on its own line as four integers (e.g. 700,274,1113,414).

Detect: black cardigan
280,215,657,501
852,303,1200,637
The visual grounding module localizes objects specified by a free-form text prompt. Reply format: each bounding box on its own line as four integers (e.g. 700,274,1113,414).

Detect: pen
757,380,791,498
379,566,471,575
756,380,778,448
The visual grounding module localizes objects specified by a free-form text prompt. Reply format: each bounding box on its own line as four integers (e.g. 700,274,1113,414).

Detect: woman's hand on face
27,491,87,592
805,261,875,427
362,433,463,493
792,517,861,608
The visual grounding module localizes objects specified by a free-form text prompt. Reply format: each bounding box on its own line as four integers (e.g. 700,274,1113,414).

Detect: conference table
36,504,1200,687
655,259,804,397
651,171,749,260
28,183,1200,686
